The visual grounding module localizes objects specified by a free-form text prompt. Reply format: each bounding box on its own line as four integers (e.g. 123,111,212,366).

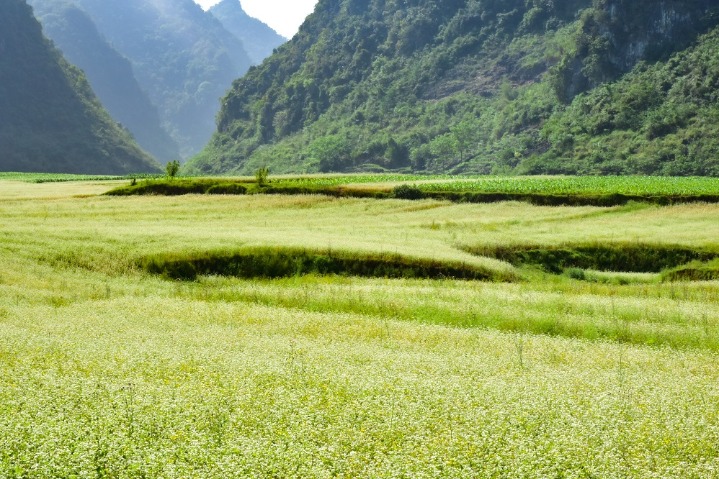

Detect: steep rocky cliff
553,0,719,101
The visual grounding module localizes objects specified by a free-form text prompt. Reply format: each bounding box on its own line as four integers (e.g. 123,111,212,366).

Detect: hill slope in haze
29,0,181,164
58,0,253,158
0,0,161,175
210,0,287,65
187,0,719,176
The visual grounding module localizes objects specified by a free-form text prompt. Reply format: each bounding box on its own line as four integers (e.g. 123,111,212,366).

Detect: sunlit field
1,177,719,477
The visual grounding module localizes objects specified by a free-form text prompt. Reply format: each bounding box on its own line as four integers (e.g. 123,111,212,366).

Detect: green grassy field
1,176,719,477
108,174,719,206
275,174,719,196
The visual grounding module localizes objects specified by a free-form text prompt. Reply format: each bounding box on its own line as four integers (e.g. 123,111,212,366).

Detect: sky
195,0,318,38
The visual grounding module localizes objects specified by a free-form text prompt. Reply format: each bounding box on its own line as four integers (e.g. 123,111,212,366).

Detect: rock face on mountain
553,0,719,101
46,0,252,158
0,0,161,174
210,0,286,65
187,0,719,176
29,0,180,163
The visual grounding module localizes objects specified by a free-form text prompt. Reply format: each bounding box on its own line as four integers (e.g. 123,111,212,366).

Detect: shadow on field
139,247,518,282
464,242,719,281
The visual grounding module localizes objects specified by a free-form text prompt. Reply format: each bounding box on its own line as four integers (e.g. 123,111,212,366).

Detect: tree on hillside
428,118,481,167
450,118,482,163
308,135,350,172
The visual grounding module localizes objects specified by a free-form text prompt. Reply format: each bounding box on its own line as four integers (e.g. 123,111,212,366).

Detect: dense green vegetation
258,174,719,195
468,242,719,274
107,174,719,206
107,178,249,196
549,0,717,101
0,0,161,174
535,25,719,175
663,258,719,282
187,0,719,177
210,0,286,65
28,0,181,164
2,179,719,476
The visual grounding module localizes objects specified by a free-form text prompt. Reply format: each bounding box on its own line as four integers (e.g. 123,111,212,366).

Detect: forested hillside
0,0,161,174
210,0,286,65
187,0,719,176
531,25,719,175
51,0,252,158
29,0,180,164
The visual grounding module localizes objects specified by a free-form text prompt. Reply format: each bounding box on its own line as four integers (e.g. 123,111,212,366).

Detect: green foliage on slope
0,0,161,174
186,0,719,176
533,27,719,175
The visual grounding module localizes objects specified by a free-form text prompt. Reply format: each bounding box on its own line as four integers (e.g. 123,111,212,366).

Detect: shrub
206,183,247,195
138,247,510,282
392,184,425,200
566,268,586,280
661,259,719,282
134,180,206,195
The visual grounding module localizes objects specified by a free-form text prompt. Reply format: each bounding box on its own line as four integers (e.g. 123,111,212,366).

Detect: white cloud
195,0,318,38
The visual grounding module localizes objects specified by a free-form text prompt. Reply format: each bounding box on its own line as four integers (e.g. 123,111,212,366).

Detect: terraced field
1,176,718,477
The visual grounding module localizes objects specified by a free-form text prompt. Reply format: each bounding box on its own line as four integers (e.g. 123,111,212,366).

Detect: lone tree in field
166,160,180,178
255,166,270,186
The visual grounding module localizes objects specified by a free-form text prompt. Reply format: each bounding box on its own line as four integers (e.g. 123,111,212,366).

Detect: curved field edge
138,247,518,282
48,244,719,351
462,242,719,275
662,258,719,281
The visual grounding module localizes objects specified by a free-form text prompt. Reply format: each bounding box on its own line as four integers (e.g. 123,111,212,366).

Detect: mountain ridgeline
210,0,287,65
28,0,181,163
0,0,160,174
27,0,255,159
73,0,253,159
187,0,719,176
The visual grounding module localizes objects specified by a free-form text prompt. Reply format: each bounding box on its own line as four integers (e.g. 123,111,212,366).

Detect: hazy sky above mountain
195,0,318,38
